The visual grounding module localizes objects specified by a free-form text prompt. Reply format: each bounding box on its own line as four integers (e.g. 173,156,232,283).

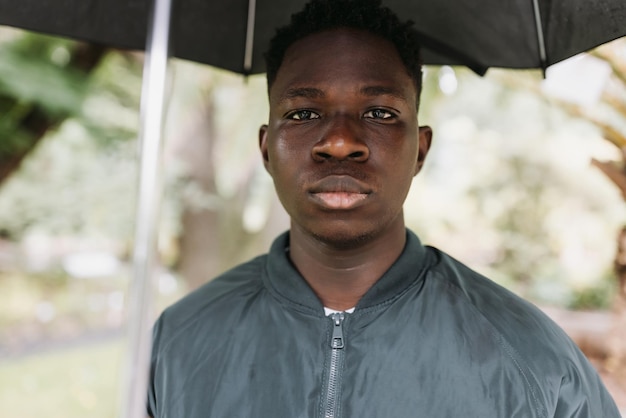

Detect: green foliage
0,29,141,169
0,29,143,239
0,93,39,161
0,123,138,240
567,270,618,310
468,155,563,286
0,34,87,116
79,52,142,146
408,67,623,306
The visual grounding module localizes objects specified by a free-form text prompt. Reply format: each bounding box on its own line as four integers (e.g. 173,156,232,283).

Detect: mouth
308,175,372,210
312,192,368,209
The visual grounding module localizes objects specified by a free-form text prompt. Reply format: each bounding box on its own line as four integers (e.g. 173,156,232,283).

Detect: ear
414,126,432,176
259,124,271,173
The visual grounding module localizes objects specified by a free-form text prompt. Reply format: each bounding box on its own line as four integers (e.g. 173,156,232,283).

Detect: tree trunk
170,89,289,290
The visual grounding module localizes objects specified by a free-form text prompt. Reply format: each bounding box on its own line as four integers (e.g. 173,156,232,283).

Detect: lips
308,175,372,210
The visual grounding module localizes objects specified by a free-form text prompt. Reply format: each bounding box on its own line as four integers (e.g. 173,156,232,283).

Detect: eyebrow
277,85,409,103
280,87,326,102
359,86,408,102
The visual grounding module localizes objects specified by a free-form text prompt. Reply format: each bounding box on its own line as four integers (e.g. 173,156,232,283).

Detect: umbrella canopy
1,0,625,74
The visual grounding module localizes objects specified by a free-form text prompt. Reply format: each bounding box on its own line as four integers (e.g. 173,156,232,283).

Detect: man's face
259,28,432,247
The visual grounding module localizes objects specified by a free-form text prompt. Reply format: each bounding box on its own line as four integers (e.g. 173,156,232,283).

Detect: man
147,0,620,416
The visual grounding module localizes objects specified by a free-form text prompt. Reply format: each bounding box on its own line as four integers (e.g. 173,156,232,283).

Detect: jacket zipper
322,312,345,418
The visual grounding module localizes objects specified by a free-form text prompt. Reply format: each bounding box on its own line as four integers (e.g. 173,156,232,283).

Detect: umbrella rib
531,0,548,71
244,0,257,73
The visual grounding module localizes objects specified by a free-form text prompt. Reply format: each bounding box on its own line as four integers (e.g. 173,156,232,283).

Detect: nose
311,116,369,162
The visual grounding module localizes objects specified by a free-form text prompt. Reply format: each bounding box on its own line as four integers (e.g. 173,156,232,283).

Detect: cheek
389,140,419,171
387,144,420,195
266,134,292,173
267,138,304,193
271,129,301,157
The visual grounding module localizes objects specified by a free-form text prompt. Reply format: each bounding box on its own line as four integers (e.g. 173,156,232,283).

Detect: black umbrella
1,1,624,418
1,0,625,74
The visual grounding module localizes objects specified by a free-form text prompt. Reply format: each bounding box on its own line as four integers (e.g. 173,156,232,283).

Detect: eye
287,110,320,120
363,109,395,120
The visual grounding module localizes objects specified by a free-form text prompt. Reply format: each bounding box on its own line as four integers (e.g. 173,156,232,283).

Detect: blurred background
0,26,625,416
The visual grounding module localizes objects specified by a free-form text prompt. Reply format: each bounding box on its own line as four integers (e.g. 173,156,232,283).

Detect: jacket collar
263,229,430,316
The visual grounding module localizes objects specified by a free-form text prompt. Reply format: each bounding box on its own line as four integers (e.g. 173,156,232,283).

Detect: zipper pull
331,312,345,349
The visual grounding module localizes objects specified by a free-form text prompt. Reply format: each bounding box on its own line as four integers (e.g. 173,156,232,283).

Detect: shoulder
425,246,572,353
424,246,620,416
152,254,267,349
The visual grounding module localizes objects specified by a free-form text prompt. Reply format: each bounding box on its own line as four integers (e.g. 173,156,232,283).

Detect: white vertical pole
531,0,547,73
119,0,172,417
243,0,257,73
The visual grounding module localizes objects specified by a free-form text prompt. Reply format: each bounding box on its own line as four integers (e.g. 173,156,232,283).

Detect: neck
288,222,407,311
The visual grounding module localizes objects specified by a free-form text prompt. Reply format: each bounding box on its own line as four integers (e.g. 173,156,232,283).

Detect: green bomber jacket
148,230,620,418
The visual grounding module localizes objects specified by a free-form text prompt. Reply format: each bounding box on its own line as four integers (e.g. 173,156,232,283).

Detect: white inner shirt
324,307,355,316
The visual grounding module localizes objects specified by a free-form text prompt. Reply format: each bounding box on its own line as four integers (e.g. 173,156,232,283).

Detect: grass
0,267,185,418
0,339,123,418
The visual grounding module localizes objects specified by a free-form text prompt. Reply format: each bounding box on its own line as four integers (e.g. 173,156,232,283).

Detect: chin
294,211,405,249
309,226,379,250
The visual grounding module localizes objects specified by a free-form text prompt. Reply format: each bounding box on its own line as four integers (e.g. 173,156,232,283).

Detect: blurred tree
411,65,620,305
500,38,626,385
0,30,107,184
162,64,287,289
492,39,625,292
0,29,144,242
549,40,626,301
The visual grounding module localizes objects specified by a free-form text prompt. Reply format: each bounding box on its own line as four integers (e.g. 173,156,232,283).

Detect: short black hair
264,0,423,98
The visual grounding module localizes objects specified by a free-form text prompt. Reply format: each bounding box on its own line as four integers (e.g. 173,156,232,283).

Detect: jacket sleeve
552,360,621,418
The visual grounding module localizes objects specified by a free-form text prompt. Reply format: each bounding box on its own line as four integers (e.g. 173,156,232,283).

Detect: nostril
314,151,332,160
313,147,369,162
311,128,369,161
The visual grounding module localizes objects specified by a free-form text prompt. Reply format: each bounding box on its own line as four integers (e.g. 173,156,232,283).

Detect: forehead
269,28,417,105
